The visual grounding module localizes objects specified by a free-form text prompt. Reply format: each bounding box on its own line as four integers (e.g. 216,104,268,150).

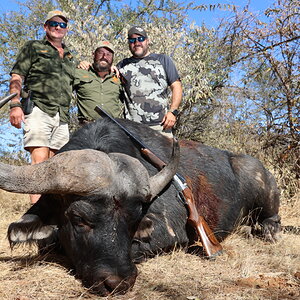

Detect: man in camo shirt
9,10,75,203
117,26,182,137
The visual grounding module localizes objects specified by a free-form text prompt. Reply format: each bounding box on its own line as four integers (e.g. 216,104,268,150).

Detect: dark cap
128,26,148,38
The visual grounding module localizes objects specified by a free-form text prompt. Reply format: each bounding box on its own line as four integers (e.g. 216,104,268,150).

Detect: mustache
93,61,111,72
95,58,109,63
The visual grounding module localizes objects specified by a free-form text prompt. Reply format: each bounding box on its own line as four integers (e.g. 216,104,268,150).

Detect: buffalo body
4,118,280,295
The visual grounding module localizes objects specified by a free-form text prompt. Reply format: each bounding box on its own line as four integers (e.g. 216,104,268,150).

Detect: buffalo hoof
261,214,281,242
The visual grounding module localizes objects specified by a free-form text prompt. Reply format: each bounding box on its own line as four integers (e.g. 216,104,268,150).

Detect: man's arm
161,79,182,130
169,79,182,111
9,73,25,129
77,61,119,77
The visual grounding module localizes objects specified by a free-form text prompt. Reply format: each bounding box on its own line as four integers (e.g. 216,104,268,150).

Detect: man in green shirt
9,10,75,204
74,41,124,126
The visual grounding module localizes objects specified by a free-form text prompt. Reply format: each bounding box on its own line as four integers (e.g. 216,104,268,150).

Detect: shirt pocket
79,75,93,84
33,51,56,75
75,75,96,99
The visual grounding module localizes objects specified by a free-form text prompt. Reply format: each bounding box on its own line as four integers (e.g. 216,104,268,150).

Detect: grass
0,189,299,300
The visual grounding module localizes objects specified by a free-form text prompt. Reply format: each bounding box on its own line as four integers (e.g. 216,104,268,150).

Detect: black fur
7,118,281,295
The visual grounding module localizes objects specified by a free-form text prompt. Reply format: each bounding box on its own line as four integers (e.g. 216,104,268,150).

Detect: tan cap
95,41,115,53
45,10,68,23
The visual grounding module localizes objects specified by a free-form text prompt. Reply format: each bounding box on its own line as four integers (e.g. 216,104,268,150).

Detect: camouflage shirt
74,67,124,120
117,53,180,125
10,37,76,122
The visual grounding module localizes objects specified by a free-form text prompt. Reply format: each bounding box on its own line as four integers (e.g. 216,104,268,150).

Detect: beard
93,60,111,72
130,44,149,58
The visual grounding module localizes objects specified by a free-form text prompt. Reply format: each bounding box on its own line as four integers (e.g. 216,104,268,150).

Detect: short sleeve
10,41,34,77
159,54,180,86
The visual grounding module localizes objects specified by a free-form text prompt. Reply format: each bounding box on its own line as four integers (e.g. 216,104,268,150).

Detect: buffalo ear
7,214,57,247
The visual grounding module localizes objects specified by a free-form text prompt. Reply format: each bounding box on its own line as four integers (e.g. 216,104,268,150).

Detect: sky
0,0,275,28
0,0,276,156
187,0,274,26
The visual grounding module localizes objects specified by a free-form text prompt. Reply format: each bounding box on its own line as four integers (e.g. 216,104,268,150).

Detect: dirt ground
0,190,299,300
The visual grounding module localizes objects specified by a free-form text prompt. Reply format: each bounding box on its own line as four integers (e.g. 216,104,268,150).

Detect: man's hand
111,66,120,77
78,61,91,70
161,111,176,130
9,73,24,128
162,79,182,130
10,106,24,129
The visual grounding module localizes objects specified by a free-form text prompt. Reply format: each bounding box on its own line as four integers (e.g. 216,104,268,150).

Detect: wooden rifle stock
141,148,223,257
181,187,223,257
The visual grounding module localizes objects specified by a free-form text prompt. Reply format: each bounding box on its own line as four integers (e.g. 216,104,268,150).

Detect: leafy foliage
0,0,298,198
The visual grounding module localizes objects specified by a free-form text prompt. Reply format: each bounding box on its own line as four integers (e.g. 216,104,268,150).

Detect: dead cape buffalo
1,118,281,296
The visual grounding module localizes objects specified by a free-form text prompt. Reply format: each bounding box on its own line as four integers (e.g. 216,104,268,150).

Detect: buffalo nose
104,274,134,294
88,274,136,296
82,265,138,296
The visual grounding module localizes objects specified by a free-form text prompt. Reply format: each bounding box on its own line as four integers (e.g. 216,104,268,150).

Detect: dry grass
0,189,299,300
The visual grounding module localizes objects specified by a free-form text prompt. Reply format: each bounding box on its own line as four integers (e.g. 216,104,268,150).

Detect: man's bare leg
28,147,51,204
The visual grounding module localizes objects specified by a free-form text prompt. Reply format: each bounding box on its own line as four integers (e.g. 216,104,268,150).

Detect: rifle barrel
0,93,18,109
94,105,187,182
94,105,147,149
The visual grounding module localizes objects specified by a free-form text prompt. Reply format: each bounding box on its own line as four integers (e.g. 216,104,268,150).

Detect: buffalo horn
0,150,116,195
148,138,180,200
0,141,179,199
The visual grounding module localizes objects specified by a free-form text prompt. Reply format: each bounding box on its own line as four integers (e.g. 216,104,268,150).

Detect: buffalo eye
66,212,93,231
70,214,84,226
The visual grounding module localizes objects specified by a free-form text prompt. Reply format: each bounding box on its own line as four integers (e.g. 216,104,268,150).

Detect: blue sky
0,0,275,28
0,0,275,156
186,0,274,26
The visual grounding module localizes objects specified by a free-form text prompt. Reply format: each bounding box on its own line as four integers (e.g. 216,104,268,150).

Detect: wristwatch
9,101,22,109
169,109,179,117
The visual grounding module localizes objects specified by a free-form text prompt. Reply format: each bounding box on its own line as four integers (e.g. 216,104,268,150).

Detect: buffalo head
3,140,180,295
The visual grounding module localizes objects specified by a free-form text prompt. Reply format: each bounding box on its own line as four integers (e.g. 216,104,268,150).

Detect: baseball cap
45,10,68,23
95,41,115,53
128,26,148,38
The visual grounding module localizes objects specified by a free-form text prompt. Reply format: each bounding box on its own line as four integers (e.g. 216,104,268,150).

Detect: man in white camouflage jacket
117,26,182,137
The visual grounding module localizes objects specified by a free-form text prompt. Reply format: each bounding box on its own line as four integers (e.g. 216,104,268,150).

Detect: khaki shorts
149,124,173,138
23,106,69,151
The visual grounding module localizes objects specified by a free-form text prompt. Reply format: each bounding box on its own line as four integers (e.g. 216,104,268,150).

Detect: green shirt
74,67,124,120
10,37,76,122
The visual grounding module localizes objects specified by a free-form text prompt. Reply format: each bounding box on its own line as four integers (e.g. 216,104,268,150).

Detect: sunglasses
128,36,146,44
47,21,67,29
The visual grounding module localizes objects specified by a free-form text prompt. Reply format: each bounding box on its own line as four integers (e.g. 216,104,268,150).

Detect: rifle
94,105,223,257
0,93,18,109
